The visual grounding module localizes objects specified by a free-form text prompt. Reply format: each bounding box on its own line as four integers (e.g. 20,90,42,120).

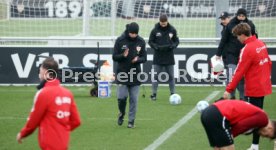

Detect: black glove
152,44,158,50
169,44,176,49
158,44,171,51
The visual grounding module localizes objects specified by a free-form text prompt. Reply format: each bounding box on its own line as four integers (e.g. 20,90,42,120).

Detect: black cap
127,22,139,34
237,8,247,16
219,12,230,19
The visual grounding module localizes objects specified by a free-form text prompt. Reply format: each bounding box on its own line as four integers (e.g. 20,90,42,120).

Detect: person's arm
226,46,252,93
112,39,126,62
251,24,257,38
232,112,268,137
216,26,230,56
18,91,48,139
69,95,81,131
134,42,147,64
249,20,258,38
148,29,158,50
170,28,179,49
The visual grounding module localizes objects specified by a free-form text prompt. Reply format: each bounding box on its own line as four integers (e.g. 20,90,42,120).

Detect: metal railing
1,37,276,47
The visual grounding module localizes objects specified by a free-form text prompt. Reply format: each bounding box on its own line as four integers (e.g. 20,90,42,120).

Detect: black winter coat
113,31,147,86
216,17,257,65
148,23,179,65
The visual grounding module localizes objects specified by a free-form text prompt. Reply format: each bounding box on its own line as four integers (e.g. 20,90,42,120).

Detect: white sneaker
247,147,258,150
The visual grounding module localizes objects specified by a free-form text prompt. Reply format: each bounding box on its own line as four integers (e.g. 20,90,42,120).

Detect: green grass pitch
0,18,276,38
0,86,275,150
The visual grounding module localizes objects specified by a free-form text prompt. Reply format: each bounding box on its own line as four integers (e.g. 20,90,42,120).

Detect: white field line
0,117,26,120
144,91,220,150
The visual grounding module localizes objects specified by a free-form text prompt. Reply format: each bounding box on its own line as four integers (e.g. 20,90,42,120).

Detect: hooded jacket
148,23,179,65
216,16,257,65
113,27,147,86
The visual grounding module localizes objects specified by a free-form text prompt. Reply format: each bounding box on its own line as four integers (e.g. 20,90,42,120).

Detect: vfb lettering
10,52,101,78
10,52,210,80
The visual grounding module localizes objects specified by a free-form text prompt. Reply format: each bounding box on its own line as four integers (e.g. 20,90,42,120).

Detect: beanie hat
128,22,139,34
237,8,247,16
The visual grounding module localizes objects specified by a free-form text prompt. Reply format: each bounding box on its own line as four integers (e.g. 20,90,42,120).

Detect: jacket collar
45,79,60,87
156,22,171,29
244,35,257,44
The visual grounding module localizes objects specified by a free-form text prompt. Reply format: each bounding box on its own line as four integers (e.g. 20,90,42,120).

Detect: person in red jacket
201,100,276,150
223,23,272,150
16,58,81,150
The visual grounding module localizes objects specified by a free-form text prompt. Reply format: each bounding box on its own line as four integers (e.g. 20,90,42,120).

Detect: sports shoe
127,122,135,128
117,113,124,126
150,94,156,101
247,144,259,150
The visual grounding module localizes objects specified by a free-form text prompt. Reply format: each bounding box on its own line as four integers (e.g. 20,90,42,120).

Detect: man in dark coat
216,8,257,100
113,22,147,128
148,14,179,100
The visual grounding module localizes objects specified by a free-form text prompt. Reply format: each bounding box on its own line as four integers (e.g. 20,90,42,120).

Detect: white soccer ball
196,100,209,113
169,94,182,105
211,55,224,73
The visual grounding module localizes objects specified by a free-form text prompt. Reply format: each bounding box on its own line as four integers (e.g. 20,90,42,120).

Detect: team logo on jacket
136,46,141,54
156,32,161,37
122,45,128,50
55,97,63,105
169,33,173,39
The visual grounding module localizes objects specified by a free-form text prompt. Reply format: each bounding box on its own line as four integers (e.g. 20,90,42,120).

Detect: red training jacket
20,79,81,150
226,35,272,97
214,100,268,137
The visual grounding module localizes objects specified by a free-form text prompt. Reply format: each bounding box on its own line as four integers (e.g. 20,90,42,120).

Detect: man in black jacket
148,14,179,100
113,22,147,128
216,8,257,100
217,11,231,65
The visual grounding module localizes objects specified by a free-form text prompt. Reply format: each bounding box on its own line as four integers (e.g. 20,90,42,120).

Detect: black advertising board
1,47,276,85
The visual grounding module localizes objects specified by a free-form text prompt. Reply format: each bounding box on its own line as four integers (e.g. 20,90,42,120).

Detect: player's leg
117,84,129,125
151,65,162,100
201,105,234,149
237,77,245,100
227,64,237,99
245,96,264,150
128,85,140,128
165,65,175,95
228,63,245,100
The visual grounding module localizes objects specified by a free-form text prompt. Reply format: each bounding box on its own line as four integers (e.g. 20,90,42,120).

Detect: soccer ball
210,55,224,74
196,100,209,113
169,94,182,105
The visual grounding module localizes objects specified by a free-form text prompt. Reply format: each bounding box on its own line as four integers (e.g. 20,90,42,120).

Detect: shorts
244,96,264,109
200,105,233,147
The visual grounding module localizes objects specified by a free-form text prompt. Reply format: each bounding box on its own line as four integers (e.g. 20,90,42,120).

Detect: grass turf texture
0,86,275,150
0,18,276,38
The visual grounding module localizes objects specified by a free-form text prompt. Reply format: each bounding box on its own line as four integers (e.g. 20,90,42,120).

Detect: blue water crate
98,81,111,98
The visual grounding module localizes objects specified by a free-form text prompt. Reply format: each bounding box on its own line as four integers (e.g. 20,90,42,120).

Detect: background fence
0,0,275,46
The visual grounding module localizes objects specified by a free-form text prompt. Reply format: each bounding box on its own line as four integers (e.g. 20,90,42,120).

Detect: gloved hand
169,44,176,49
152,44,158,50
